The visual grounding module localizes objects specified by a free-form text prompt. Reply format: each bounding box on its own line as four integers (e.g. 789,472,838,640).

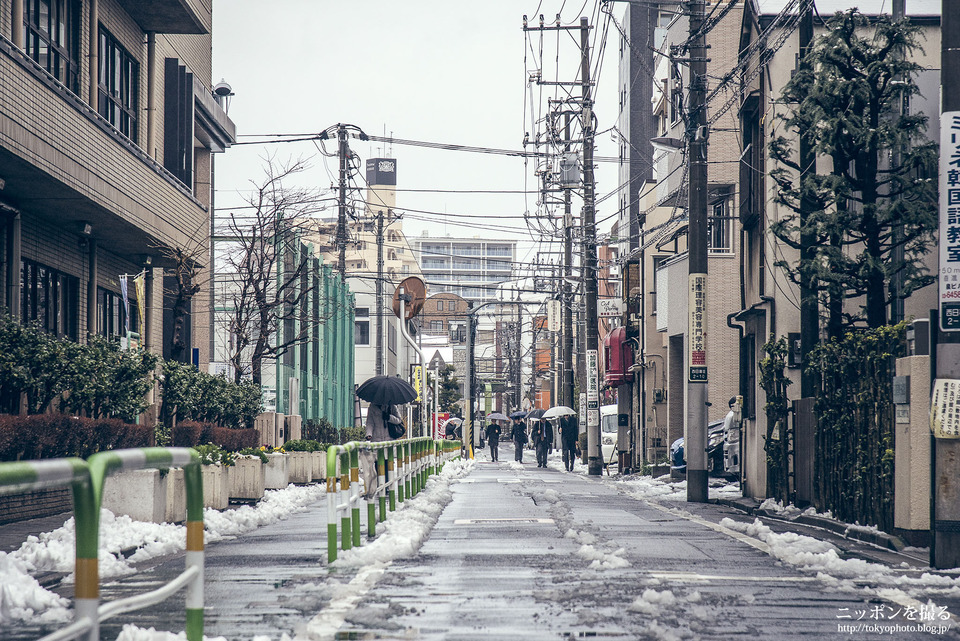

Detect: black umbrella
526,408,545,421
509,410,528,419
355,375,417,406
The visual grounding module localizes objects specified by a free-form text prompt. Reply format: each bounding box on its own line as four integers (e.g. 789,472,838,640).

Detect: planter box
102,469,167,523
229,457,265,501
311,451,327,481
288,451,312,484
165,468,187,523
202,464,230,510
264,453,290,489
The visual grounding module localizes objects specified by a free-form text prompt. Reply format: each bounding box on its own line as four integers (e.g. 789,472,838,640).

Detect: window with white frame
708,200,733,254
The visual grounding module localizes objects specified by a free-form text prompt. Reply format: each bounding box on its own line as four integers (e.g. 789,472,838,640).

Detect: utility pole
686,0,710,502
375,210,385,376
890,0,906,325
336,124,349,277
516,300,523,409
798,0,818,398
933,0,960,569
577,17,603,477
563,114,576,409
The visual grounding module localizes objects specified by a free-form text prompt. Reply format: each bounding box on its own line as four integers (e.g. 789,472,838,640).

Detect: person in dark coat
532,419,553,468
485,422,501,461
559,414,579,471
511,418,527,462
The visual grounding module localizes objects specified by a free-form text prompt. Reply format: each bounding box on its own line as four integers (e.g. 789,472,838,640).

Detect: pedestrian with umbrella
484,419,501,461
540,406,575,469
510,414,528,463
559,413,579,471
355,375,417,497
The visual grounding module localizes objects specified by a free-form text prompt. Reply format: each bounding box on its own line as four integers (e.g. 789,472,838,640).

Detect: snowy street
3,445,960,640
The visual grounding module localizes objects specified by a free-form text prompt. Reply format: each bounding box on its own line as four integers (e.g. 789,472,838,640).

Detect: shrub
193,443,236,467
171,421,203,447
160,361,262,430
0,414,151,461
282,439,324,452
172,421,257,451
236,447,268,464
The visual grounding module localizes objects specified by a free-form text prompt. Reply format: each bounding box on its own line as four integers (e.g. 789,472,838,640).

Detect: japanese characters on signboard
931,378,960,439
586,349,599,427
939,112,960,331
688,274,708,382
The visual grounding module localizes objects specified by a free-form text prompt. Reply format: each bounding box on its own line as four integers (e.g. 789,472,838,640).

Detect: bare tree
217,157,326,384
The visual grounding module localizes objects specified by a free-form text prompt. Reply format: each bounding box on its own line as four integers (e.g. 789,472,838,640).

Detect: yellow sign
413,365,422,402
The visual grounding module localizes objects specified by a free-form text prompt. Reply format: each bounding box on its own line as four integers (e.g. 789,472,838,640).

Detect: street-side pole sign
586,349,599,427
940,112,960,331
688,274,708,381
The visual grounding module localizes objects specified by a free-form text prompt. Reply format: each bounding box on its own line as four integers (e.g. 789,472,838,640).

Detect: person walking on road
485,421,502,461
559,414,578,471
532,419,553,468
511,417,527,463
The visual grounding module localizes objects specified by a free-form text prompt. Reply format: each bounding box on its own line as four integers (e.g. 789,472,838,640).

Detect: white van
600,404,618,467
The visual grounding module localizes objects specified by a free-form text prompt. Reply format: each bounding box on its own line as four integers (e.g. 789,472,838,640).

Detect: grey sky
211,1,623,273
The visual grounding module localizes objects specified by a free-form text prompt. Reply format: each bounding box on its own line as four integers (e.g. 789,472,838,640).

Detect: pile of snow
719,517,960,600
0,483,325,626
332,458,474,568
114,623,287,641
629,588,678,614
564,528,630,570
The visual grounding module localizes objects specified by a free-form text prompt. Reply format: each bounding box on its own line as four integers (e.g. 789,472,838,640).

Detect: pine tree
769,9,937,335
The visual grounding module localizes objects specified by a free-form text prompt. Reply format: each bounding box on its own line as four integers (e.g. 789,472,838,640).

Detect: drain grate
453,518,554,525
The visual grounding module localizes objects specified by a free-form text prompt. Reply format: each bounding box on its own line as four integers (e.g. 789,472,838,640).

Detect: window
355,307,370,345
708,200,733,253
98,27,138,141
98,287,137,340
431,320,443,331
437,301,443,311
24,0,80,94
21,259,79,339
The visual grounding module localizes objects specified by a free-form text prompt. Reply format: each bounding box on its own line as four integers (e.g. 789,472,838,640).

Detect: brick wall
0,487,72,525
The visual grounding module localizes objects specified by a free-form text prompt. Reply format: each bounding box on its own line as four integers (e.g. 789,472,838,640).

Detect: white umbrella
543,405,576,419
441,417,462,430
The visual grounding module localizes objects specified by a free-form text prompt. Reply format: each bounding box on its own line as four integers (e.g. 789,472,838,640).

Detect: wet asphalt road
6,443,960,640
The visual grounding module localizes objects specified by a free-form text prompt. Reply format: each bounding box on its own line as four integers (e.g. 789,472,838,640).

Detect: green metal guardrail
325,437,461,562
0,448,204,641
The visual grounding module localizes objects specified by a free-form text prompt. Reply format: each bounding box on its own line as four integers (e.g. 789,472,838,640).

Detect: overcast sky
211,1,624,274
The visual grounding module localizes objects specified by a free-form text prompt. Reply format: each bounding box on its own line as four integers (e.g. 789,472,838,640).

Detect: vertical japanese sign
412,365,422,402
940,112,960,331
586,349,599,427
688,274,708,382
931,378,960,439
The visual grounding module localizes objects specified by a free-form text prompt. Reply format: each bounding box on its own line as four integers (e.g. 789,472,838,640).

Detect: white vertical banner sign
688,274,708,382
586,349,600,427
939,112,960,331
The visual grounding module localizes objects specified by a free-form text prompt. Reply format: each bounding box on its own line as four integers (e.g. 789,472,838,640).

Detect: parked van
600,404,618,467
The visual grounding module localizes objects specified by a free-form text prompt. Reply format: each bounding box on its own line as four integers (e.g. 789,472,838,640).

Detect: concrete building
411,234,516,303
0,0,233,378
734,1,941,500
613,1,743,469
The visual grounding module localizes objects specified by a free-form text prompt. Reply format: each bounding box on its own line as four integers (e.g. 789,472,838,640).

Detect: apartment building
0,0,234,373
411,234,516,303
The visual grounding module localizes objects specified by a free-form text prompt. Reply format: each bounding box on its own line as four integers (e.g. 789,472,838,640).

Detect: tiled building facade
0,0,234,374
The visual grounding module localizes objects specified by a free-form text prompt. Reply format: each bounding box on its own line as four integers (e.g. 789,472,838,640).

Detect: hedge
172,421,258,451
0,414,152,461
